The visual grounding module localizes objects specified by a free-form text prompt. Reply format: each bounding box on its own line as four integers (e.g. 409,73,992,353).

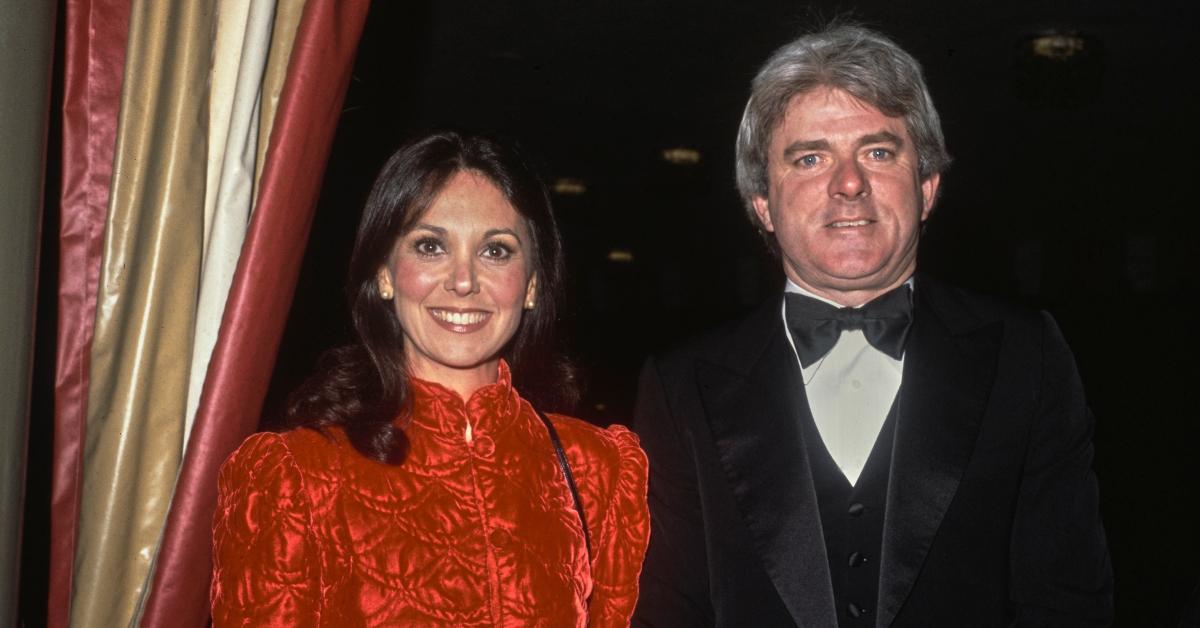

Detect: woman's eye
481,242,514,260
413,238,444,256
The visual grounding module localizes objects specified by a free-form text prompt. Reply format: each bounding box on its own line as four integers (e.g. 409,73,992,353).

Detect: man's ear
919,173,941,222
751,195,776,232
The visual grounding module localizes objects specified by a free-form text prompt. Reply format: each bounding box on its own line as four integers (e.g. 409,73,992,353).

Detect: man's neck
784,274,915,308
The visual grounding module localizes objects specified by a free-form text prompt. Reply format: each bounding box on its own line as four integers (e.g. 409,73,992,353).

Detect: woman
211,132,649,626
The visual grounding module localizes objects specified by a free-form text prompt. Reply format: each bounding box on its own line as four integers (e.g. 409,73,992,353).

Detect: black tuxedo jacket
631,275,1113,627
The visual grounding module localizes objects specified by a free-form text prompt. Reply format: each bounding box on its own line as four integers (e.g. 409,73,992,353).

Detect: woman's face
376,170,537,395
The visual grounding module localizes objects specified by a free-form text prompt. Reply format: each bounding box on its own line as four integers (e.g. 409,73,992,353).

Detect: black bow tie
784,285,914,368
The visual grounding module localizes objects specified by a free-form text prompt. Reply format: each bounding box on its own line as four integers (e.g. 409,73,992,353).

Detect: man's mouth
827,219,874,228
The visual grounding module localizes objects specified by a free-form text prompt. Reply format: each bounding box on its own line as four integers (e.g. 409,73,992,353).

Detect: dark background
23,1,1200,625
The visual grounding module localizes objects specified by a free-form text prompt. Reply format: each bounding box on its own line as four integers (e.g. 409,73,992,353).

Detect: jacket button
847,602,868,618
473,435,495,457
489,528,510,547
847,502,865,517
848,551,868,567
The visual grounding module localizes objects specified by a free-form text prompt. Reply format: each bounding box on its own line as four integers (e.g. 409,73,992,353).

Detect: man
631,24,1113,627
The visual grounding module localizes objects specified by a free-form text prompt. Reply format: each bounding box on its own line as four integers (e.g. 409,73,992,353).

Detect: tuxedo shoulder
646,298,782,375
657,316,748,361
917,275,1047,332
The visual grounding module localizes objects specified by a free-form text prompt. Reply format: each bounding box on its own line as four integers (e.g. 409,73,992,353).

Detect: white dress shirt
780,279,908,485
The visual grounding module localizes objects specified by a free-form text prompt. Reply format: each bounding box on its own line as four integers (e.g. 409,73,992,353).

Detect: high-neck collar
406,360,523,438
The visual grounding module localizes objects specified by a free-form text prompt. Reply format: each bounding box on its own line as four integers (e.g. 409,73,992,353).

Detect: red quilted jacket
211,363,649,626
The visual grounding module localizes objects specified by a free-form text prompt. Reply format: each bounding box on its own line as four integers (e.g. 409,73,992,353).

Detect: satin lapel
875,281,1002,627
697,300,837,627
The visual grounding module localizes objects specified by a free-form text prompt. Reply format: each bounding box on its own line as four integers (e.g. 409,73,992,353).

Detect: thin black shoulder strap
535,409,592,561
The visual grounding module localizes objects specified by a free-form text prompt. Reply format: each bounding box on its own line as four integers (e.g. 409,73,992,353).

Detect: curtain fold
0,4,58,625
50,1,132,626
254,0,305,189
184,0,280,445
69,1,214,626
139,1,372,625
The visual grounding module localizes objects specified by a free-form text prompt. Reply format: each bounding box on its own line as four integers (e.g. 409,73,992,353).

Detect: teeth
831,220,871,227
432,310,487,326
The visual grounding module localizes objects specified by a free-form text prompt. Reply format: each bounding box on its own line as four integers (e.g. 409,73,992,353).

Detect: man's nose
444,254,479,296
829,160,870,199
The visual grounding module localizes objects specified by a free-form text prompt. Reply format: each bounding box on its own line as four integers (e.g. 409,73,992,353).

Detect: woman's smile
427,307,491,331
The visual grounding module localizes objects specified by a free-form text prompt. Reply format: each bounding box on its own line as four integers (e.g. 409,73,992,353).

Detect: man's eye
867,148,894,160
795,154,820,168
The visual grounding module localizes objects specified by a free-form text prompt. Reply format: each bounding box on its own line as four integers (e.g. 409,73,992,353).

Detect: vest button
847,502,865,517
847,602,869,618
489,528,510,547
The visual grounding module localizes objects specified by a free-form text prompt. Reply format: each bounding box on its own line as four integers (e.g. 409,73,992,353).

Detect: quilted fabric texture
211,363,650,627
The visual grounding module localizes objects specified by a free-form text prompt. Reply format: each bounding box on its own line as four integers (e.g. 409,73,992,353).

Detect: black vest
800,399,898,626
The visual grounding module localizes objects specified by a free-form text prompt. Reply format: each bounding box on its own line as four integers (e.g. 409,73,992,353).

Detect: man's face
752,86,940,305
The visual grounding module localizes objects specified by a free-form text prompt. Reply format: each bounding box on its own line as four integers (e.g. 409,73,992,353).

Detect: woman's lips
427,307,491,332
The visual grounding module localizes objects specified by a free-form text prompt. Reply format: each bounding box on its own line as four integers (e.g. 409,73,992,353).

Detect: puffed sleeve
587,425,651,627
211,432,322,627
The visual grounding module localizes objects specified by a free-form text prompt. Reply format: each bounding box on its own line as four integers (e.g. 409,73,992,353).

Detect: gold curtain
53,0,309,624
255,0,305,188
70,1,213,625
135,0,372,622
184,0,286,444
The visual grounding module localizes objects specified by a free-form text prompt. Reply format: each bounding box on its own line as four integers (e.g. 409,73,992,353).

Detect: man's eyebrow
782,139,831,158
858,131,904,148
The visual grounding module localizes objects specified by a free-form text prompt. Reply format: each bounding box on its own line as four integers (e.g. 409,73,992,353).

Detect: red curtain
138,1,371,625
49,2,130,626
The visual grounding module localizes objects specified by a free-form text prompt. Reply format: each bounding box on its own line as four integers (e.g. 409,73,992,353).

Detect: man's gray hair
735,24,951,230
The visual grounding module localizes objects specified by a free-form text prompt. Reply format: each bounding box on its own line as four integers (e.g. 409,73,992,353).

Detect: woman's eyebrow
483,228,522,243
410,224,446,235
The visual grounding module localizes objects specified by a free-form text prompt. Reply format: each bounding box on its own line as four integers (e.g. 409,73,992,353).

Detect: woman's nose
444,255,479,295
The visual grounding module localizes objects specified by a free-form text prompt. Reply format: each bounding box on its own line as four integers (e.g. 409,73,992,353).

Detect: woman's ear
377,266,394,300
523,273,538,310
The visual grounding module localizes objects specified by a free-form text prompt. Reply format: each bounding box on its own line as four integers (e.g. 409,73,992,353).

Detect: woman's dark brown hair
284,131,575,463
